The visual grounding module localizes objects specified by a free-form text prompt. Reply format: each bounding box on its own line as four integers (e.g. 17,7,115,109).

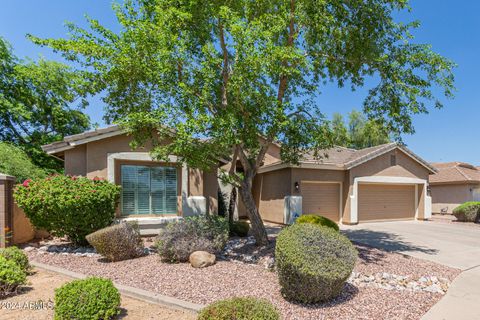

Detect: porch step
118,217,183,236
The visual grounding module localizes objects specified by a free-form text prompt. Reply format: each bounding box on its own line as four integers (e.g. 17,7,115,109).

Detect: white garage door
301,182,340,222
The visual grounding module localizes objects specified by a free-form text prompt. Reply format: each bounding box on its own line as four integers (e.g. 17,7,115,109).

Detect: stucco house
429,162,480,214
239,142,436,225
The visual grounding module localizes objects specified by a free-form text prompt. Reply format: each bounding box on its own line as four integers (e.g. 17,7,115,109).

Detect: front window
121,165,177,215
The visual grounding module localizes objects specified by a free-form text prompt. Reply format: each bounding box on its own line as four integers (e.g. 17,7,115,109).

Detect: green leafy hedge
453,202,480,223
14,175,121,245
0,246,30,273
295,214,339,231
0,142,46,182
54,277,120,320
86,222,144,262
0,256,26,298
275,223,357,303
198,297,280,320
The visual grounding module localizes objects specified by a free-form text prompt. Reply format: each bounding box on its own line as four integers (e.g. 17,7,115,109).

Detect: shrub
230,220,250,237
156,215,229,262
0,246,30,273
54,277,120,320
275,223,357,303
0,142,46,182
295,214,339,231
198,297,280,320
0,256,26,298
86,222,144,262
14,175,121,245
453,202,480,222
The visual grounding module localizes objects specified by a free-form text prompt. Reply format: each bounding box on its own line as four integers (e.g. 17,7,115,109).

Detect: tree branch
219,20,229,108
277,0,296,103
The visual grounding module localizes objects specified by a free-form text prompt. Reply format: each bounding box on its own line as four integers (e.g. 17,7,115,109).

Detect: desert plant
155,215,229,262
14,175,121,245
295,214,339,231
86,222,144,262
230,220,250,237
452,202,480,223
0,256,27,298
198,297,280,320
275,223,357,303
0,246,30,273
54,277,120,320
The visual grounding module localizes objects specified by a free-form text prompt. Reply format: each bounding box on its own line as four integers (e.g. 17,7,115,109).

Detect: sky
0,1,479,164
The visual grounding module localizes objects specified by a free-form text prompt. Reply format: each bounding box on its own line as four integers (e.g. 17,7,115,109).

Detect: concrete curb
30,261,204,314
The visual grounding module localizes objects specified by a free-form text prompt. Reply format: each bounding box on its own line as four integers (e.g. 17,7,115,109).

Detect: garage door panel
302,182,340,222
358,184,415,221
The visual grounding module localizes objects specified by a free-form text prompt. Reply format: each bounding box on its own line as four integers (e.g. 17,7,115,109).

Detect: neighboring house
238,142,436,225
42,125,219,224
429,162,480,214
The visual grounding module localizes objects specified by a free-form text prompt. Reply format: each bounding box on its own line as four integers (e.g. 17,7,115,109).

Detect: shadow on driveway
342,229,438,256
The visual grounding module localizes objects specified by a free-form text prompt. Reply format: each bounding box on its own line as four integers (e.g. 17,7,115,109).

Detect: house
42,125,219,226
429,162,480,214
237,142,436,224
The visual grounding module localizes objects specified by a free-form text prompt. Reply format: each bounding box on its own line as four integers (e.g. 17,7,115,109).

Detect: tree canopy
0,37,94,172
331,110,391,149
0,142,47,182
30,0,455,244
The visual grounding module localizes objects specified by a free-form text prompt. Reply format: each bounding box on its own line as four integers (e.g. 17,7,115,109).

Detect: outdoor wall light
294,181,300,192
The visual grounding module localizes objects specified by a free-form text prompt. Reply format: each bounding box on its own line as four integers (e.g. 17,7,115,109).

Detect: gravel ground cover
25,238,460,320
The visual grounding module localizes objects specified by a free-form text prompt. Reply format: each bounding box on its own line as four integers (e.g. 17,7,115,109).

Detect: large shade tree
0,37,93,172
31,0,454,244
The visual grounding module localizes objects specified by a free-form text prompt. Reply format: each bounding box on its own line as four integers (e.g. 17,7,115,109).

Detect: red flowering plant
14,175,120,245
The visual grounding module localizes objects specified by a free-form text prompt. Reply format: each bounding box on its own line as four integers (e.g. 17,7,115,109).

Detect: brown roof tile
430,162,480,184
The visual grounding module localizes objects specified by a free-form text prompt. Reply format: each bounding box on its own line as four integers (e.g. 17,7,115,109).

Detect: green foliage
0,255,27,298
275,223,357,303
155,215,229,262
86,222,144,262
295,214,339,231
0,142,46,182
230,220,250,237
14,175,121,246
452,202,480,223
0,246,30,274
54,277,120,320
0,37,94,172
198,297,280,320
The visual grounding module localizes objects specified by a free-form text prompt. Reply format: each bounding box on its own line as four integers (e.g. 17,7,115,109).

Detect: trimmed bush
230,220,250,237
275,223,357,303
0,246,30,273
198,297,280,320
54,277,120,320
0,256,27,298
295,214,339,231
156,215,229,262
86,222,144,262
453,202,480,222
14,175,121,245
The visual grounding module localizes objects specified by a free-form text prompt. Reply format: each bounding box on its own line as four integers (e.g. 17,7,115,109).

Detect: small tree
31,0,454,244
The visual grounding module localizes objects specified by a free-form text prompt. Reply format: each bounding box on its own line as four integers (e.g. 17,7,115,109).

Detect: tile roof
430,162,480,184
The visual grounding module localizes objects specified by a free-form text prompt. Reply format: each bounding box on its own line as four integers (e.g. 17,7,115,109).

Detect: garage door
301,182,340,222
358,184,415,222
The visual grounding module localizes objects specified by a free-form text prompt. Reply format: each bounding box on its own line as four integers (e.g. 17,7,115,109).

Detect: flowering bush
14,175,121,245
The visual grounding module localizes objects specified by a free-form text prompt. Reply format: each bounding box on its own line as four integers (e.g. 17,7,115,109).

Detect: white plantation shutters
121,165,178,215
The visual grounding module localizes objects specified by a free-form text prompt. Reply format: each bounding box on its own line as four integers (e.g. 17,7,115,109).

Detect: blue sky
1,1,478,164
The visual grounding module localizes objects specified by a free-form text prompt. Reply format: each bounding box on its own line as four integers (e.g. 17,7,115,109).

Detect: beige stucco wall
254,168,291,223
64,144,87,176
430,183,475,214
12,203,35,244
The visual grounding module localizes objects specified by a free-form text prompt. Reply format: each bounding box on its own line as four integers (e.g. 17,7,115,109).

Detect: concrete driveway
341,220,480,320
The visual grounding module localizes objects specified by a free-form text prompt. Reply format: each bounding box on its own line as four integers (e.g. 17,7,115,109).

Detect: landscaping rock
189,251,216,268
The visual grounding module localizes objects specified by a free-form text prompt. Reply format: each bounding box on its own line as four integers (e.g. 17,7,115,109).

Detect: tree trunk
238,182,269,246
228,187,237,223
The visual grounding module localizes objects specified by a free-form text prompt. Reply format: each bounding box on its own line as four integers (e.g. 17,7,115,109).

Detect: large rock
189,251,216,268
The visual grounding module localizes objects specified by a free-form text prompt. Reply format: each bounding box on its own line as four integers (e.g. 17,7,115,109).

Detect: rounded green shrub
0,246,30,273
275,223,357,303
86,222,144,262
14,175,121,245
198,297,280,320
453,202,480,222
0,256,27,298
230,220,250,237
295,214,339,231
54,277,120,320
156,215,229,263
